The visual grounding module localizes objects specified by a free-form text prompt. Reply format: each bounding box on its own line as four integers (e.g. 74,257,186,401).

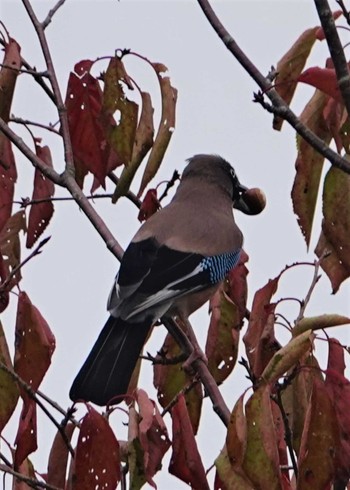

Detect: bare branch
0,63,48,77
0,464,61,490
196,0,350,175
336,0,350,25
9,117,61,136
314,0,350,115
42,0,66,30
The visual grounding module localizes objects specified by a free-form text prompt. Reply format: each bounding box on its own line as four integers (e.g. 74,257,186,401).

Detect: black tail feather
69,317,151,406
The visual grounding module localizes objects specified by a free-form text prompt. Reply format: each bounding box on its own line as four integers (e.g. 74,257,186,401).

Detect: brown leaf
12,457,36,490
113,91,154,202
137,63,177,197
297,378,339,489
0,37,21,121
205,288,240,384
315,230,350,293
273,27,318,130
243,275,281,379
72,407,121,489
128,405,147,490
66,70,108,188
315,166,350,292
0,211,26,290
323,98,347,153
0,320,19,433
293,313,350,336
242,385,283,489
169,394,210,490
47,423,75,488
226,394,247,471
215,446,254,490
136,389,171,486
261,330,314,384
291,89,332,247
0,252,9,312
154,332,203,434
14,398,37,468
325,339,350,483
26,144,55,248
14,291,55,395
137,188,160,222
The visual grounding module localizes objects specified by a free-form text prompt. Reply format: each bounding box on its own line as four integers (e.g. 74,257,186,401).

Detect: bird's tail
69,316,151,406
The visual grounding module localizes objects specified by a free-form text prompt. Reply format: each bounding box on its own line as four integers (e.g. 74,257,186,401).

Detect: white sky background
1,0,350,488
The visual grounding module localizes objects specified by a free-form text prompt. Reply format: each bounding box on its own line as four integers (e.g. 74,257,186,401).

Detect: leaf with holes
297,378,339,489
242,385,283,489
0,138,17,236
169,394,210,490
72,407,120,489
14,291,55,394
137,63,177,197
26,144,55,248
206,288,240,384
153,332,203,434
291,89,332,247
0,320,19,434
0,211,26,290
135,390,171,486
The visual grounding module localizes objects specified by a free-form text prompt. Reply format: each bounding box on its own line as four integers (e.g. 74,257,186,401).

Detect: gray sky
1,1,349,488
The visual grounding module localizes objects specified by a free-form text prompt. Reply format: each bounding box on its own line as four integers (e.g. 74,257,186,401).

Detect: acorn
242,187,266,215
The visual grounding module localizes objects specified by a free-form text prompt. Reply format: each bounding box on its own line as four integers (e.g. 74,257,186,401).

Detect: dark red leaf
298,377,339,489
169,394,210,490
138,188,160,222
14,399,37,468
66,71,108,188
243,275,282,379
0,138,17,235
136,389,171,486
47,422,75,488
73,407,121,489
325,338,350,483
0,320,19,433
26,144,55,248
74,59,94,75
226,249,249,322
14,291,55,394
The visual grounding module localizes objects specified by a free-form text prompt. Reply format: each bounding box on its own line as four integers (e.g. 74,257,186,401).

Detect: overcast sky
1,1,349,488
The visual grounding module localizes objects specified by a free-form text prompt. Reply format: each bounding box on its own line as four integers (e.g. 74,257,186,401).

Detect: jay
70,154,261,406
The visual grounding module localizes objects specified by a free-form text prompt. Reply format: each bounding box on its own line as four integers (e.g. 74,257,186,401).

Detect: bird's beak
232,184,252,214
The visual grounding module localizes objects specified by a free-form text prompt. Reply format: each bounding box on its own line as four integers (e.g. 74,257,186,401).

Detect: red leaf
226,249,249,321
26,144,55,248
47,422,75,488
243,275,282,378
74,59,94,75
298,67,342,101
297,378,339,489
72,407,121,489
325,339,350,483
14,399,37,468
66,71,108,188
315,10,343,40
0,320,19,433
136,390,171,486
0,138,17,235
138,188,160,222
14,291,55,394
169,394,210,490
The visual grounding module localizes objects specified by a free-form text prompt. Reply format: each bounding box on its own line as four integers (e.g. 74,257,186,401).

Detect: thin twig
9,117,61,135
161,377,200,416
273,390,298,478
0,64,48,77
0,464,61,490
0,362,75,457
295,258,323,323
314,0,350,115
196,0,350,175
0,237,51,292
42,0,66,30
336,0,350,25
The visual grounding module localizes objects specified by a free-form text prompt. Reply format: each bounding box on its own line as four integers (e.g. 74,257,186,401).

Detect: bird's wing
108,237,241,321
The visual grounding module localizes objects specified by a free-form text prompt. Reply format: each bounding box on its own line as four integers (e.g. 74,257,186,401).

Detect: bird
69,154,264,406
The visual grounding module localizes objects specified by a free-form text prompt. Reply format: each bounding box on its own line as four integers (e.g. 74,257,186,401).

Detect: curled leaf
293,314,350,336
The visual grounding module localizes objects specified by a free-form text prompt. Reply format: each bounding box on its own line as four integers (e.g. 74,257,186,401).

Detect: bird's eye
230,168,236,180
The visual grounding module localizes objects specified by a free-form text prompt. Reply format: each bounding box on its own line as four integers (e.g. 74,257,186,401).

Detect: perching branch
0,464,61,490
197,0,350,176
314,0,350,115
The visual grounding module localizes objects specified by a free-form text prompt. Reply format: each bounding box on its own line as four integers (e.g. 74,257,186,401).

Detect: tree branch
196,0,350,175
42,0,66,30
0,464,61,490
314,0,350,115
